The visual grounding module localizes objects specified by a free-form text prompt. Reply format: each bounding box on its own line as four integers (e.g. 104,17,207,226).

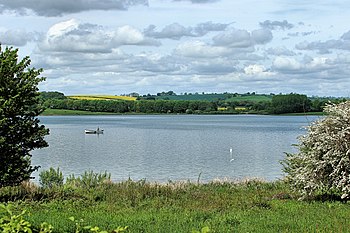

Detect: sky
0,0,350,96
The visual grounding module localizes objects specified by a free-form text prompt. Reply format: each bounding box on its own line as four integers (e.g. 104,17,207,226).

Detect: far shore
41,108,325,116
41,108,118,116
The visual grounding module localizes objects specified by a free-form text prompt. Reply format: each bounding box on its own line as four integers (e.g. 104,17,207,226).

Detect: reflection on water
32,115,318,182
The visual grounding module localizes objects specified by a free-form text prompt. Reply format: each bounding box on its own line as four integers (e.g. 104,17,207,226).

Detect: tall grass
1,176,350,232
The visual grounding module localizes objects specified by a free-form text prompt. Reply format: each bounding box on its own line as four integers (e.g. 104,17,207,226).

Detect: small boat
85,127,104,134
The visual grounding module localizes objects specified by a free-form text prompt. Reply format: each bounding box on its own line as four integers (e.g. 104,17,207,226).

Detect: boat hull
85,129,104,134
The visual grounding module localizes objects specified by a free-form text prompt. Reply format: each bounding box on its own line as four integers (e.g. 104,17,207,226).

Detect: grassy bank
41,108,117,116
280,112,325,116
1,179,350,232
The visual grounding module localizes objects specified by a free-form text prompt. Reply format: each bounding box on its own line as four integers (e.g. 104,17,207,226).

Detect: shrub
283,101,350,199
39,167,64,188
66,171,111,189
0,181,41,202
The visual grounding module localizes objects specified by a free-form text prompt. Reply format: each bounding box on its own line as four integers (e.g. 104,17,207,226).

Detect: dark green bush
66,171,111,189
39,168,64,188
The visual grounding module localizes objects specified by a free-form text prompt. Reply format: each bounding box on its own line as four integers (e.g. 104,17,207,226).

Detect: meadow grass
1,179,350,232
226,95,272,102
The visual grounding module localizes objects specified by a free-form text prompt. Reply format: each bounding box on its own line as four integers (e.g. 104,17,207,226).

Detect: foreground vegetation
1,175,350,233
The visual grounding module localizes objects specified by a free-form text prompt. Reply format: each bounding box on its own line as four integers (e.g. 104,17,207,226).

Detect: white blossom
283,101,350,199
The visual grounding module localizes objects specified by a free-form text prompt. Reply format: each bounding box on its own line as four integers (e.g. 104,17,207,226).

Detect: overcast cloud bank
0,0,349,96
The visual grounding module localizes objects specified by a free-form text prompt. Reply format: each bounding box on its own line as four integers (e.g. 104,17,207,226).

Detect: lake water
32,115,319,183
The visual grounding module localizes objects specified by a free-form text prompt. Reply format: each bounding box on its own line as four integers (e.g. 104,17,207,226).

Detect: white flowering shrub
283,101,350,200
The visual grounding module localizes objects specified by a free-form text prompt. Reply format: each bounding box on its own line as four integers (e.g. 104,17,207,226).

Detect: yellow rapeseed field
69,95,137,101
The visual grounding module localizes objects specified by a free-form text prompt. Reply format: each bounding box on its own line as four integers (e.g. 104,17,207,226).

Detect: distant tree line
251,94,345,114
40,92,347,115
43,99,219,114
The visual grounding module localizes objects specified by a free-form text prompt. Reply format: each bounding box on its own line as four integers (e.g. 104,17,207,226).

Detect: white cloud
213,29,252,48
184,58,237,75
144,21,230,40
113,25,147,45
296,30,350,54
341,30,350,40
273,57,302,71
212,28,272,48
259,20,294,30
244,64,275,76
0,0,148,17
266,47,296,56
308,57,329,68
251,29,273,44
273,56,334,75
144,23,192,40
174,40,230,57
39,19,160,53
2,0,350,96
47,19,79,38
0,29,36,46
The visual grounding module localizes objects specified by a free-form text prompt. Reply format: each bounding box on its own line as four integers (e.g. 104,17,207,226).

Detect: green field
225,95,272,102
1,179,350,232
156,94,272,102
156,93,227,101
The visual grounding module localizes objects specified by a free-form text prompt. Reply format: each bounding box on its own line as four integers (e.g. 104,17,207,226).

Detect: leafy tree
271,93,310,114
283,101,350,200
39,91,66,100
251,101,271,112
0,46,49,187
